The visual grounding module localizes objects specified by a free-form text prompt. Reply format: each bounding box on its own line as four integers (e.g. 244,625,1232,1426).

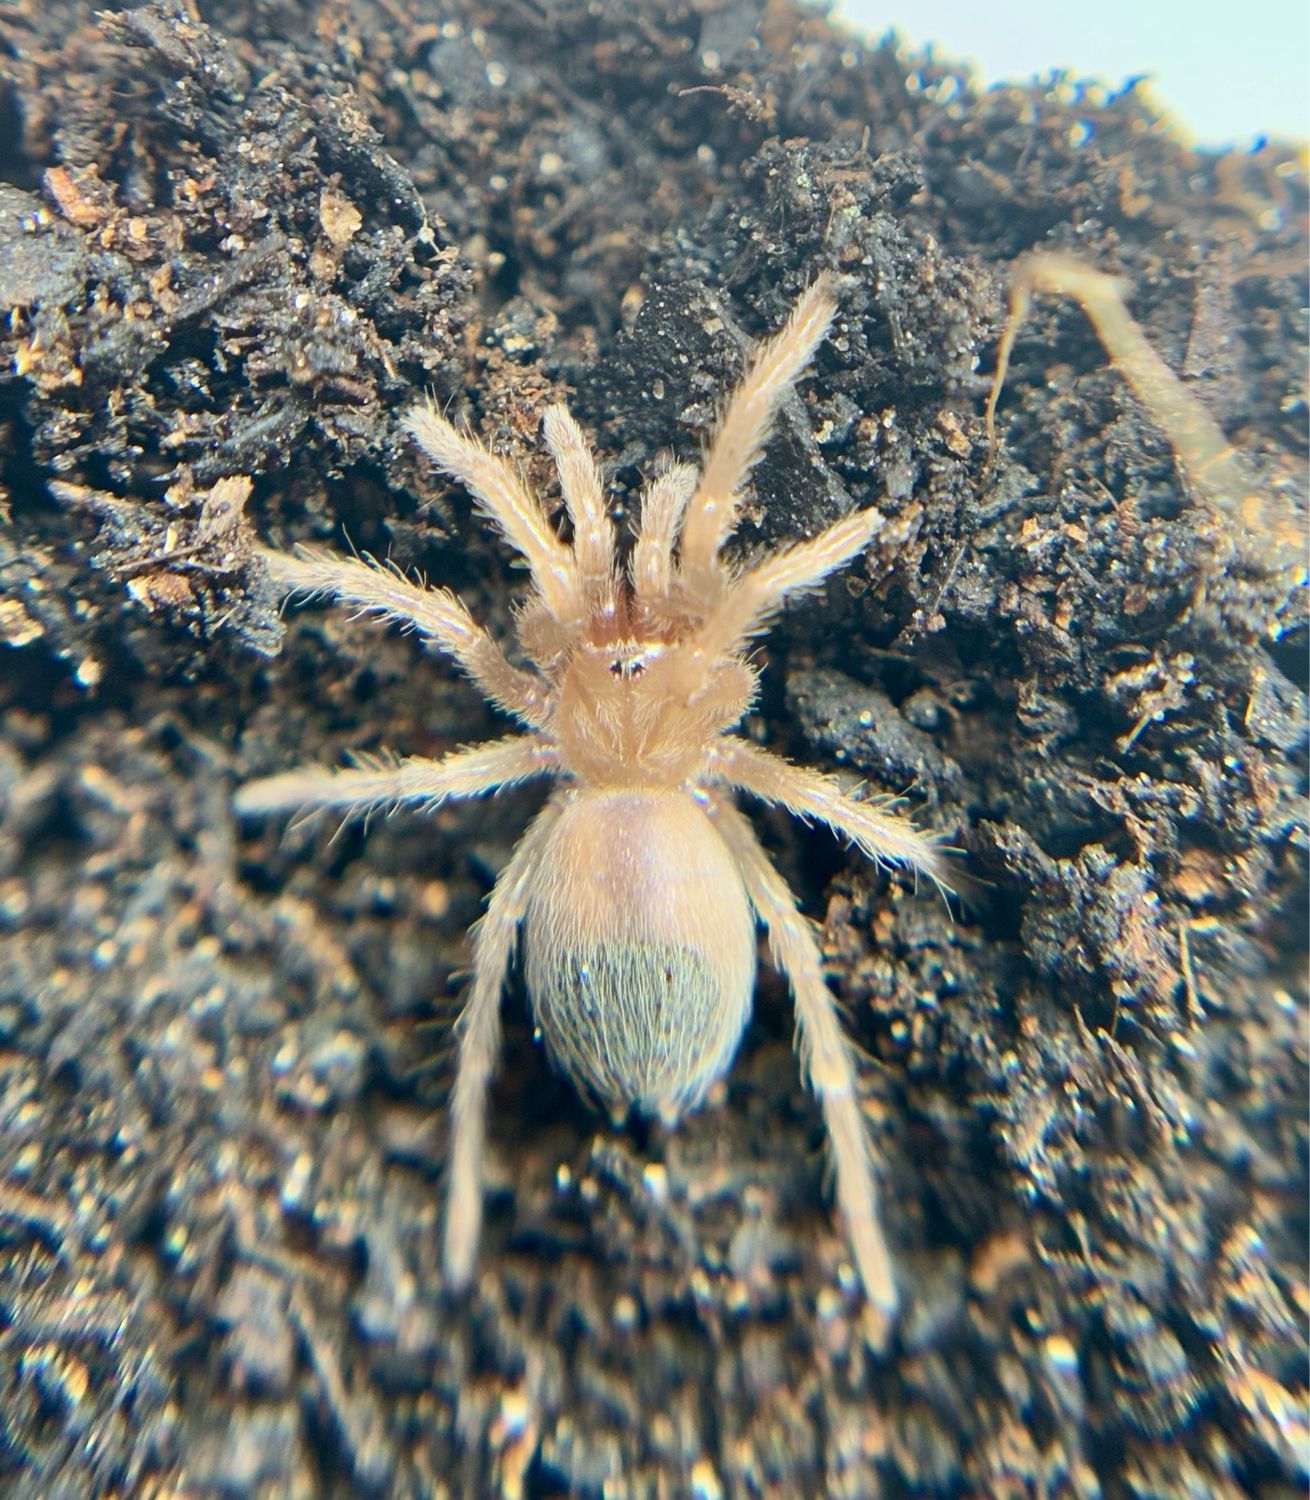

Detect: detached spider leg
985,250,1302,572
709,797,898,1319
444,800,563,1288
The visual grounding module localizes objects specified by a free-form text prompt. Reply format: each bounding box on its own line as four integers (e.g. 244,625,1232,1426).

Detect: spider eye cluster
608,655,645,678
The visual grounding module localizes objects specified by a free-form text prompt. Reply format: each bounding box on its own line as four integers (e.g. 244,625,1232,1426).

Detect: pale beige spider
235,277,945,1318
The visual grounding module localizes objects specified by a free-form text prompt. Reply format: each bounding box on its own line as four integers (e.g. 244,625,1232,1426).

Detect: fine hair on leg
710,797,898,1322
707,736,946,887
405,402,584,623
632,463,697,611
234,735,558,821
678,508,884,693
260,546,550,726
542,404,616,604
443,800,563,1289
678,277,840,599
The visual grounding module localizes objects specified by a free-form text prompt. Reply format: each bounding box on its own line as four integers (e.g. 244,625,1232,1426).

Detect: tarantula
236,277,944,1317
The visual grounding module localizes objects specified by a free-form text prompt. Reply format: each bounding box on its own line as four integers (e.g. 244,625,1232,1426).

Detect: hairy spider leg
631,463,697,612
707,736,945,886
234,734,558,820
710,798,898,1323
256,547,551,727
444,800,563,1288
653,504,884,708
678,276,840,602
542,405,617,607
405,403,585,624
689,508,884,669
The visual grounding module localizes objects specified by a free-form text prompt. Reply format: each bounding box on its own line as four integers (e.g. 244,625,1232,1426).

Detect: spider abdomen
523,791,757,1121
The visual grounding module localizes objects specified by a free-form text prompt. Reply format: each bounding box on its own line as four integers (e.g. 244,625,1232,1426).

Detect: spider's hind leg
710,797,900,1331
443,800,563,1289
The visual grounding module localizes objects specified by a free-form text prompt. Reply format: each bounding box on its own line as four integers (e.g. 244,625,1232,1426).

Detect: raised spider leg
709,797,898,1322
443,799,562,1288
259,547,551,728
678,276,840,602
706,736,946,887
234,734,557,819
541,405,617,605
405,402,583,624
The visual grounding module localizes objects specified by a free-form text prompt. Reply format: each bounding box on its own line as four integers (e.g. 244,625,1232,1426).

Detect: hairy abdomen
523,790,756,1121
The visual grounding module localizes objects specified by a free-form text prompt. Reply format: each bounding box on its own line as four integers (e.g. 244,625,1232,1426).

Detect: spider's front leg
678,276,840,603
709,798,899,1326
257,546,551,728
443,799,563,1289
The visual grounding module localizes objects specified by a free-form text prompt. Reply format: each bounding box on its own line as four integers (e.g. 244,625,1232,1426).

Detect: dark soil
0,2,1305,1496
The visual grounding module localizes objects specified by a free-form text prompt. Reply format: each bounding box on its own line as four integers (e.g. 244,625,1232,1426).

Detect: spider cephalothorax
237,276,944,1318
